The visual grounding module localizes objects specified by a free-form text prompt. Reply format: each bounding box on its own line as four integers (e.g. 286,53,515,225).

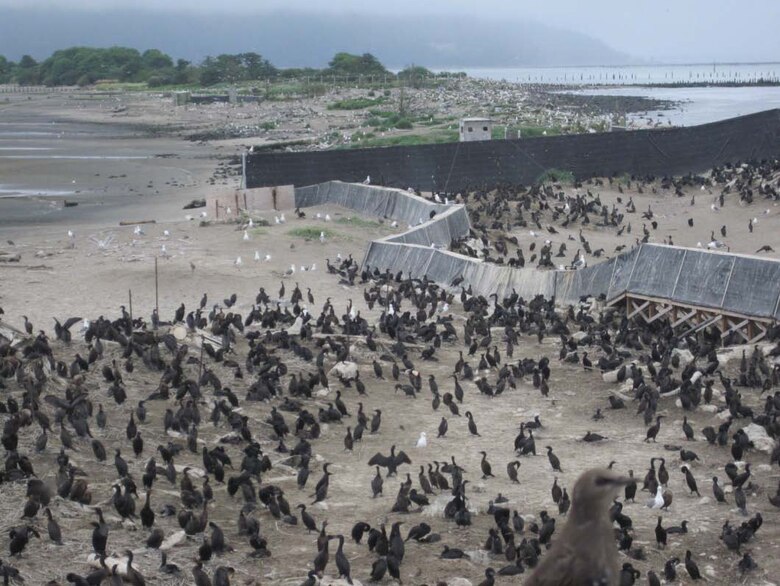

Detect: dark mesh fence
249,109,780,191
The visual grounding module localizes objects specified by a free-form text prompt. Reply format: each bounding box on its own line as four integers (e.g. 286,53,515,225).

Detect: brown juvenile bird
525,468,631,586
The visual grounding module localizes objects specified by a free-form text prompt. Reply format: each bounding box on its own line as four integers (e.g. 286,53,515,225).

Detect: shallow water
565,85,780,127
0,154,150,160
446,63,780,86
0,186,75,198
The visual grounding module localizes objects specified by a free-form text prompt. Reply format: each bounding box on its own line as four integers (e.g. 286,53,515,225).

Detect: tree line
0,47,449,88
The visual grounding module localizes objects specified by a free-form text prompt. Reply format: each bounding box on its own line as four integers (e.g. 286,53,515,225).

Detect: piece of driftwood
118,220,157,226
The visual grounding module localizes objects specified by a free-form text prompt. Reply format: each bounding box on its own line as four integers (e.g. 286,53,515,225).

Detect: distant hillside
0,8,632,68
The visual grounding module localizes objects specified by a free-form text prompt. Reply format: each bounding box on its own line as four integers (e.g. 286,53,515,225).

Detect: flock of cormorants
0,161,779,585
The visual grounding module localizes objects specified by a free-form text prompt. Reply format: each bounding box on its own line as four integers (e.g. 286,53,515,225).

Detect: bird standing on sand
524,468,630,585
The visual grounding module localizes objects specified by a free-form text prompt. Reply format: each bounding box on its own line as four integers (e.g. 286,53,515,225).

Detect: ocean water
566,85,780,127
446,63,780,85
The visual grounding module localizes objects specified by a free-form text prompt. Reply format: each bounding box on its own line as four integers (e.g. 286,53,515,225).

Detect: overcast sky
2,0,779,63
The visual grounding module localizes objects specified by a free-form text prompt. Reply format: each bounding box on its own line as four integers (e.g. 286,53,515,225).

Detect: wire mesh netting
296,183,780,320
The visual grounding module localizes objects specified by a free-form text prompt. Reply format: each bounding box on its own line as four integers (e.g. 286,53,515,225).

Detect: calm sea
445,63,780,85
444,63,780,126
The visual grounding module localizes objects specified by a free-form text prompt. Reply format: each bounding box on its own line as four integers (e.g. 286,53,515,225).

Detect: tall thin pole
241,150,247,189
155,257,159,316
128,290,133,324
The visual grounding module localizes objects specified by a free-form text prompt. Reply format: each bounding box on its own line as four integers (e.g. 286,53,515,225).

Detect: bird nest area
0,196,778,586
448,164,780,268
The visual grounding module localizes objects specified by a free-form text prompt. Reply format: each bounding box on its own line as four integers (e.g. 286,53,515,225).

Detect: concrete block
241,185,295,212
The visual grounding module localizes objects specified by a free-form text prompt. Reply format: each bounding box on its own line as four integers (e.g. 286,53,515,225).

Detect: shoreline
0,79,769,228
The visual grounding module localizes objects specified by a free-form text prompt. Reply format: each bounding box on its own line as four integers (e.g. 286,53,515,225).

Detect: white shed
459,117,493,142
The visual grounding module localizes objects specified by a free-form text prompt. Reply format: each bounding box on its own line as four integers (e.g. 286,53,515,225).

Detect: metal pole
242,150,247,189
128,290,133,324
155,257,159,316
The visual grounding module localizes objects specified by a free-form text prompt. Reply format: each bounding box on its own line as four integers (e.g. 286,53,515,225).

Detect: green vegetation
365,111,414,130
335,216,381,228
536,168,575,184
0,47,459,90
327,52,389,77
519,125,562,138
288,227,338,240
490,124,563,140
199,53,276,86
397,65,433,88
327,96,386,110
346,129,459,149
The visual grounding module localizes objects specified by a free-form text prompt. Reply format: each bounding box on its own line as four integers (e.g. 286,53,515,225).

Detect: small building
459,117,493,142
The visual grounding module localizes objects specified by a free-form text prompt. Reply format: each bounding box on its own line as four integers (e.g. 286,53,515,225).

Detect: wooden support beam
610,292,775,344
724,318,751,343
646,303,674,324
672,309,698,328
628,299,651,319
747,321,768,344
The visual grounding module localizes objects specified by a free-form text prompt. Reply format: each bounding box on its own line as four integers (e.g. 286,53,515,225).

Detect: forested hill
0,8,631,69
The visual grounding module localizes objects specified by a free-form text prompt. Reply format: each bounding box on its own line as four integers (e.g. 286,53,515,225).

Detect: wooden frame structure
609,292,774,344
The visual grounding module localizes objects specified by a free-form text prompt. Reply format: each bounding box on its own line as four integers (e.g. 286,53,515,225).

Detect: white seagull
647,486,665,509
416,432,427,448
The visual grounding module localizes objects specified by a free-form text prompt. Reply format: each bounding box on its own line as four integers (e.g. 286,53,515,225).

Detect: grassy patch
335,216,381,228
537,168,575,185
366,112,415,131
239,213,270,226
288,227,338,240
345,130,458,149
327,96,386,110
259,121,277,131
93,81,149,91
519,125,561,138
260,82,327,100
